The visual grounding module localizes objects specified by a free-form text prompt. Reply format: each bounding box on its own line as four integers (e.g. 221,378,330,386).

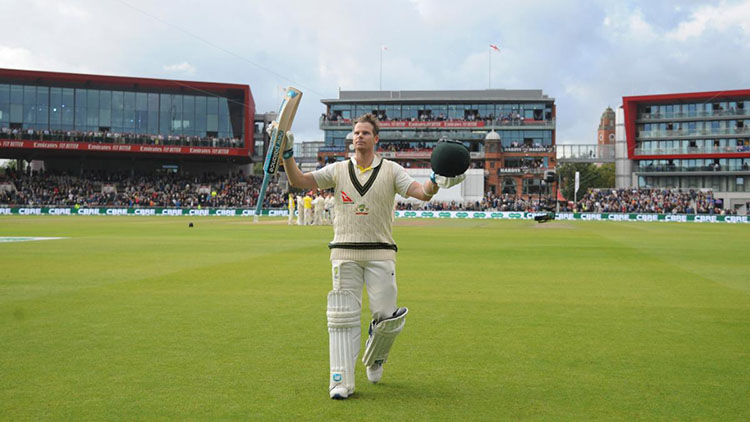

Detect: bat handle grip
255,173,271,218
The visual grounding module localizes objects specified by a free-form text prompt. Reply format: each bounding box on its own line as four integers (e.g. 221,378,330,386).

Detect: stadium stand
396,188,735,215
573,188,733,215
0,170,285,208
1,168,733,215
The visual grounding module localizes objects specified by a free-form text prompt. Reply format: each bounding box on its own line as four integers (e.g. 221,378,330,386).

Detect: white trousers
331,259,398,321
328,259,398,392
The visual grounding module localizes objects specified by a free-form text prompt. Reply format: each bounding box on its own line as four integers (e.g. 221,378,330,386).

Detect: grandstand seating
0,170,285,208
0,170,734,215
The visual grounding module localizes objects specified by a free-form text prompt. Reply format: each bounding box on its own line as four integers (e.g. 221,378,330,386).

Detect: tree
596,163,615,188
557,162,614,201
1,159,25,173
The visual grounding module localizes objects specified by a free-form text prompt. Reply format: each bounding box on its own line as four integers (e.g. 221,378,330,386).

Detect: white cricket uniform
296,195,304,225
312,155,415,394
324,195,335,225
313,195,325,225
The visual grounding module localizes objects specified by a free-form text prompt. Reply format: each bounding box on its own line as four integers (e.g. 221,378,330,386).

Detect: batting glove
430,172,466,189
282,132,295,158
267,125,295,159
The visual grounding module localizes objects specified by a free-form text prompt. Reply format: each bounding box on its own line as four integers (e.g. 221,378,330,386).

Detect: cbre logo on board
3,207,749,223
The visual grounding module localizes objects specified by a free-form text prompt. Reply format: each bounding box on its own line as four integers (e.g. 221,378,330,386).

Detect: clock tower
598,106,616,146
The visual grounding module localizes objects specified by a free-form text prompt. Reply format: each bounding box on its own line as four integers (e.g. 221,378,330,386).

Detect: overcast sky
2,0,749,144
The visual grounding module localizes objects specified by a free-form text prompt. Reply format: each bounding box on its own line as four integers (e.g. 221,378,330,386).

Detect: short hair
354,113,380,136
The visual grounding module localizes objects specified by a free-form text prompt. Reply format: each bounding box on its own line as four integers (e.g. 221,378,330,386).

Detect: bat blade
255,87,303,220
263,88,302,175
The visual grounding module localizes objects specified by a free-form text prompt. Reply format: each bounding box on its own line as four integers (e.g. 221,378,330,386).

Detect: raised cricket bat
254,87,302,222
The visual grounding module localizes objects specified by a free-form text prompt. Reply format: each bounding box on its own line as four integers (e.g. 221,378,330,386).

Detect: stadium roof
323,89,554,104
0,68,249,97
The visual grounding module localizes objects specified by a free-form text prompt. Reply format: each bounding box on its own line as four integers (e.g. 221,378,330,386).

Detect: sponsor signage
392,210,749,223
2,207,747,223
0,139,246,157
1,207,289,216
378,121,486,128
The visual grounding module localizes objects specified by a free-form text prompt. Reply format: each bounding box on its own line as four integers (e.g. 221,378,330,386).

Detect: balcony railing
501,146,554,153
636,165,750,173
638,127,750,139
634,146,750,155
320,116,555,129
378,130,488,141
0,128,243,148
556,144,615,161
638,109,750,120
377,151,486,159
497,167,546,175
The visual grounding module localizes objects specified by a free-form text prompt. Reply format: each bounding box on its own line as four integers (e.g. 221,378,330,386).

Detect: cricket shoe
366,362,383,383
329,385,350,400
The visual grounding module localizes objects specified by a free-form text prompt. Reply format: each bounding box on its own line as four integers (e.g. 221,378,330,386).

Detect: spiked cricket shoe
329,385,349,399
366,363,383,383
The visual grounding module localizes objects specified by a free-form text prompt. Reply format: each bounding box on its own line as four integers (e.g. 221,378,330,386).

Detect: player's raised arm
280,132,319,190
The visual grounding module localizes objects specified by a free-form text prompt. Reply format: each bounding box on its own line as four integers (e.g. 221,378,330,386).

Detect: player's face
353,122,378,153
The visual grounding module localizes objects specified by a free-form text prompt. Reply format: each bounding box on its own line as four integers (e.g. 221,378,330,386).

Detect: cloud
0,46,36,68
57,2,90,20
163,62,197,75
0,45,89,73
667,0,750,41
1,0,749,145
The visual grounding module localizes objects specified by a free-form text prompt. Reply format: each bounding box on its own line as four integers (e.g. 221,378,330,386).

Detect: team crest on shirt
355,203,369,216
341,191,354,204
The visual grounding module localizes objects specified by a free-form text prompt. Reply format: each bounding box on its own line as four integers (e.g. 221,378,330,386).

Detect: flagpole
488,46,491,89
380,47,383,90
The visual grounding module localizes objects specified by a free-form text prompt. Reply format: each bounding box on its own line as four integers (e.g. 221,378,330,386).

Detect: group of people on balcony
382,142,431,152
323,110,545,125
504,141,550,152
0,126,242,148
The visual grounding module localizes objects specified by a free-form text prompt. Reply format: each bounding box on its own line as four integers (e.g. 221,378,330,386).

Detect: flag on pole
557,188,565,202
489,44,500,52
574,171,580,194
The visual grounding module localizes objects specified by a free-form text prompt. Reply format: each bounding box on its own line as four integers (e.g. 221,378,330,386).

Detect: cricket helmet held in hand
430,139,471,177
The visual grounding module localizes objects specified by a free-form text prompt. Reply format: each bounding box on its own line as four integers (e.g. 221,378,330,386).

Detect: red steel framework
0,68,255,161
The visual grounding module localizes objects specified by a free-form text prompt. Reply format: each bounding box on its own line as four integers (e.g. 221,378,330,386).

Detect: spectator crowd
0,170,737,215
398,192,556,213
572,188,734,215
0,170,285,209
397,188,735,215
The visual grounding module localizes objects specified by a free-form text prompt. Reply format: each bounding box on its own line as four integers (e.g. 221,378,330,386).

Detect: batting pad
327,289,360,393
362,307,408,367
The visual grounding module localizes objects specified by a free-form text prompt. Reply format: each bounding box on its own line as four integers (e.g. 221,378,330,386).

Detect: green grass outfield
1,216,748,421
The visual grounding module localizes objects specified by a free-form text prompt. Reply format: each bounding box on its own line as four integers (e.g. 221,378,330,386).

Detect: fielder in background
313,193,326,225
296,194,304,226
281,113,466,400
324,192,334,225
303,193,313,225
287,193,295,225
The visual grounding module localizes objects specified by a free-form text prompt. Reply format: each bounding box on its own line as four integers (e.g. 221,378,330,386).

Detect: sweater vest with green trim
328,159,398,261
